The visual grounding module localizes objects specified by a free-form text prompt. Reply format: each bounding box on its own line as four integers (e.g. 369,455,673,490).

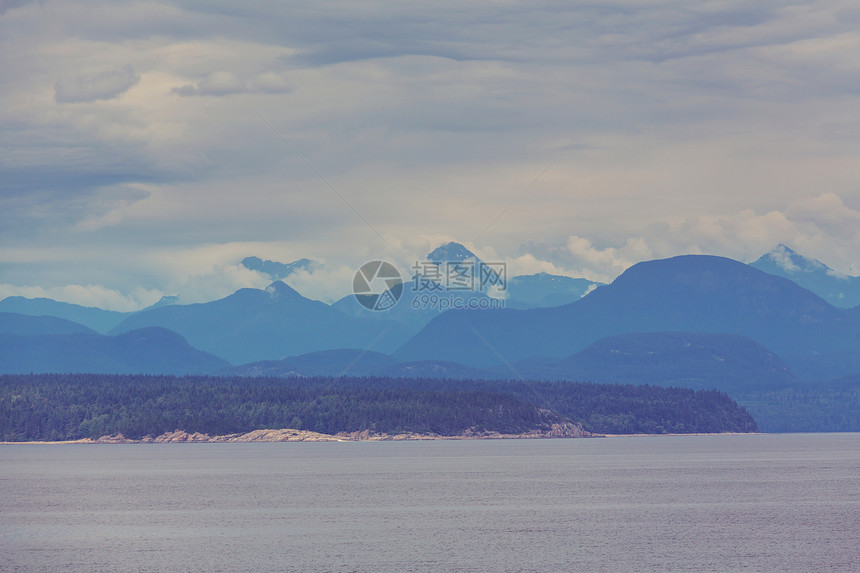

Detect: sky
2,0,860,310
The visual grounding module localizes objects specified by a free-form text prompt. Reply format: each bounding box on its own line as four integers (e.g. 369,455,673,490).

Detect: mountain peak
750,245,859,308
265,280,303,299
143,295,179,311
757,244,830,274
426,242,479,263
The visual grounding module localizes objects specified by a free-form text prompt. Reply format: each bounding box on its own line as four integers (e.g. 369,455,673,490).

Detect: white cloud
172,70,292,97
768,245,801,273
503,253,570,278
282,265,356,303
785,193,860,240
0,283,162,312
563,236,654,283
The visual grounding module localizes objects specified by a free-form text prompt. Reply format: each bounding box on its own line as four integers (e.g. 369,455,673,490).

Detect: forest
312,376,759,435
0,374,758,441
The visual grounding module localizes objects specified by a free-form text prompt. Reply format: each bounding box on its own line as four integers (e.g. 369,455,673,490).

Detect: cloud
563,236,655,283
172,70,292,97
0,0,33,15
512,193,860,283
55,65,140,103
768,245,801,273
785,193,860,240
0,283,162,313
3,1,860,303
282,264,356,303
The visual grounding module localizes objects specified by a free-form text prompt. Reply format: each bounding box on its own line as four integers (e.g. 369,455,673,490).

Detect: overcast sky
2,0,860,309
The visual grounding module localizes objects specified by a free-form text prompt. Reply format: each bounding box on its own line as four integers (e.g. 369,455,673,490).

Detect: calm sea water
1,434,858,573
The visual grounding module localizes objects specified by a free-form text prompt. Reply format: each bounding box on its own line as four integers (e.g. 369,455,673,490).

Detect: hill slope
0,312,97,336
0,327,228,375
222,349,400,377
507,332,800,392
0,298,128,333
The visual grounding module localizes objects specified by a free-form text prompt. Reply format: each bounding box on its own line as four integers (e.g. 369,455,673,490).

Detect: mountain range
225,331,798,392
396,254,860,380
1,243,858,431
109,280,412,364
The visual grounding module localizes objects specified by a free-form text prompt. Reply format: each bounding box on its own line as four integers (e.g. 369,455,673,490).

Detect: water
1,434,858,572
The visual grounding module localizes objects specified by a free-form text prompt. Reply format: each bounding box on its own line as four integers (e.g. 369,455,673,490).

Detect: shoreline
0,424,594,444
1,428,767,445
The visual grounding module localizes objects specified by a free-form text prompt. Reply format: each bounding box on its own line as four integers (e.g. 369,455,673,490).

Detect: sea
1,434,858,572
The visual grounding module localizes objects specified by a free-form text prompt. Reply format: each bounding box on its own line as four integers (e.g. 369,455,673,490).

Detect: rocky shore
4,422,594,444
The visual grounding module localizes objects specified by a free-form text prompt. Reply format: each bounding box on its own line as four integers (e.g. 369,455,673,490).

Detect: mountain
750,244,860,308
143,295,179,310
0,298,128,333
426,242,480,262
223,330,800,393
222,349,400,377
0,327,228,375
425,242,506,293
111,281,412,364
331,241,499,329
505,273,603,309
395,255,860,380
0,312,97,336
241,256,315,280
223,349,498,380
331,279,495,327
426,243,603,308
504,332,800,392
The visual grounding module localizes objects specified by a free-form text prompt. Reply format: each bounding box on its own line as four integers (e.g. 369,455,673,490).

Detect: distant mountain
506,273,603,309
426,243,602,308
111,281,412,364
396,255,860,380
331,241,499,330
223,349,400,377
241,256,315,280
426,242,480,263
0,327,228,375
223,349,498,380
143,295,179,310
0,298,128,333
503,332,800,392
331,280,494,328
0,312,96,336
750,244,860,308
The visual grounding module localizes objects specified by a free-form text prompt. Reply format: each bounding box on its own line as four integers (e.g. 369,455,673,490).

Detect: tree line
0,373,758,442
